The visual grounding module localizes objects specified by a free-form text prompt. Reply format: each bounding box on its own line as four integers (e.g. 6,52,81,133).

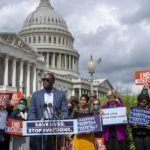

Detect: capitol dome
22,0,68,30
19,0,80,77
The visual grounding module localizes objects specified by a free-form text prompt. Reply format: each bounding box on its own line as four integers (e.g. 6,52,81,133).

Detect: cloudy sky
0,0,149,94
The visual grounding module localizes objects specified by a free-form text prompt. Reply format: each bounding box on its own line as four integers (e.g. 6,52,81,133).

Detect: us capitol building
0,0,113,98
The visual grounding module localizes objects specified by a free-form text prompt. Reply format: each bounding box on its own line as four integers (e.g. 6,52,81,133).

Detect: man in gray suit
28,72,68,150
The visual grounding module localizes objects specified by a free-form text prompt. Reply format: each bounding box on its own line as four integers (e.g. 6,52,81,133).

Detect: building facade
0,0,113,98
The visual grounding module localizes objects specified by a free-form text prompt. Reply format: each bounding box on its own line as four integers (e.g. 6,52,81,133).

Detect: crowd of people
0,72,150,150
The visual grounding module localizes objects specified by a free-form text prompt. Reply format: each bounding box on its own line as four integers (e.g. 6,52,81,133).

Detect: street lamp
87,55,96,93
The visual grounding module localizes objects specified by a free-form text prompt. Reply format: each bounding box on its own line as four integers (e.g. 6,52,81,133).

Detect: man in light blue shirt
28,72,68,150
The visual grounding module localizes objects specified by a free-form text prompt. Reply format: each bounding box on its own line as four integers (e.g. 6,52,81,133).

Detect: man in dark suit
28,72,68,150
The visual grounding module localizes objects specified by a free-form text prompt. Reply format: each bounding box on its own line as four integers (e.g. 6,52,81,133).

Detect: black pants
133,135,150,150
30,135,61,150
106,134,126,150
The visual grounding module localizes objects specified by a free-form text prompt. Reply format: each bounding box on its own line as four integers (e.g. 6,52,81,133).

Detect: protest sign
6,114,102,136
129,107,150,126
24,119,76,136
102,107,127,125
7,119,23,136
135,70,150,85
0,91,22,107
0,110,8,130
77,114,102,134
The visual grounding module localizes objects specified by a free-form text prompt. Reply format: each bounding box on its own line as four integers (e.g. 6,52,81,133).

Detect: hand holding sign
0,91,22,107
135,71,150,85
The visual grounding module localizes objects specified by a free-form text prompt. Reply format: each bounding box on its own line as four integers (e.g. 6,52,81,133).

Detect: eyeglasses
42,78,50,82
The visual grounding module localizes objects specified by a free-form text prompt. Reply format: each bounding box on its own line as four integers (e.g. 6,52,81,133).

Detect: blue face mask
94,104,100,111
18,104,26,111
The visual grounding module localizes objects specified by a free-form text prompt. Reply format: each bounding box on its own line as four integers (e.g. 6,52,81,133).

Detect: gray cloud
0,0,149,94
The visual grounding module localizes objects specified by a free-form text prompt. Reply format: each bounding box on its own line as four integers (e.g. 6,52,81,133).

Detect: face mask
18,104,26,111
143,90,149,96
93,104,100,111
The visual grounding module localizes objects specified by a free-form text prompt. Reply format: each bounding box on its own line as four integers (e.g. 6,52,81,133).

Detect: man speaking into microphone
28,72,68,150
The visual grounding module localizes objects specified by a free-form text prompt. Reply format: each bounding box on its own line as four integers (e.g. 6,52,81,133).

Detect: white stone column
69,55,71,70
46,35,49,43
79,88,82,97
97,91,99,98
33,66,37,92
31,36,33,43
12,58,16,87
58,53,61,69
52,36,54,44
26,63,30,96
19,61,24,92
47,52,49,68
4,56,8,86
52,53,55,68
65,54,67,70
77,59,79,72
72,56,75,71
41,36,44,43
72,89,75,96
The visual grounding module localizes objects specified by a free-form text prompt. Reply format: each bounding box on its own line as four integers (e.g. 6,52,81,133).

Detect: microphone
55,106,62,115
40,104,51,119
47,103,52,108
43,104,47,110
47,103,53,118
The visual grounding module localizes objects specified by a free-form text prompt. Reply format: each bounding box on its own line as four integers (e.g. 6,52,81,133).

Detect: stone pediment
94,79,113,90
0,32,37,55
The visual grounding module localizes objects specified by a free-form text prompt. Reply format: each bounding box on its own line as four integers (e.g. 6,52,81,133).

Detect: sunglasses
42,78,50,82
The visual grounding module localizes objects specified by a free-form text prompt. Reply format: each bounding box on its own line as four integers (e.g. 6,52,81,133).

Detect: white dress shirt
44,89,54,119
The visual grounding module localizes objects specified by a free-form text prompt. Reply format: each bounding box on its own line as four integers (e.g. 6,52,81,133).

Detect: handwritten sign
129,107,150,126
102,107,127,125
135,71,150,85
77,114,102,134
0,91,22,107
0,110,8,130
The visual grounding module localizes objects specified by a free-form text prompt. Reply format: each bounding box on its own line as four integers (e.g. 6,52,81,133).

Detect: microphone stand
47,103,55,150
40,105,46,150
55,107,65,150
54,108,60,150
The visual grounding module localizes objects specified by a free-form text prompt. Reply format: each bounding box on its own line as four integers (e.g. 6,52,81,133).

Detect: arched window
54,37,56,44
63,38,65,45
38,36,41,43
66,39,68,46
33,37,36,43
29,37,31,44
49,36,51,43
